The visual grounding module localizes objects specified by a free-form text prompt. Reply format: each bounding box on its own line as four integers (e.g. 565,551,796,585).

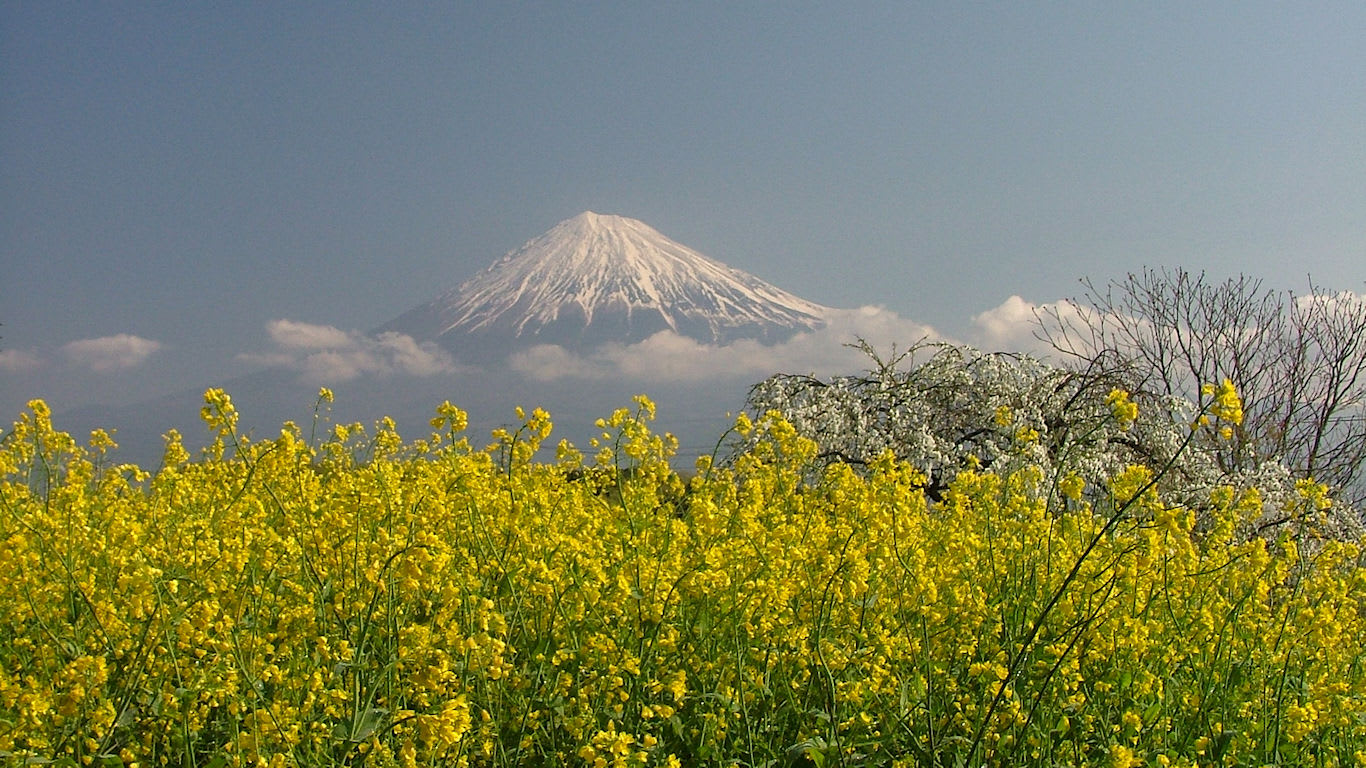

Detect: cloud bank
60,334,162,372
241,320,458,382
509,306,942,383
233,294,1129,390
503,295,1110,384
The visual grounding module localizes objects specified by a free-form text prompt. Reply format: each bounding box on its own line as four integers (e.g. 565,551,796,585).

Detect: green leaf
787,737,829,768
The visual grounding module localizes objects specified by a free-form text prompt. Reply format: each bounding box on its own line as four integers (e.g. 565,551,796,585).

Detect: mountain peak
381,213,830,357
557,210,623,233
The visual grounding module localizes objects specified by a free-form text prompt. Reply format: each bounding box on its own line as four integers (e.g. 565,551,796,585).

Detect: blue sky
2,2,1364,420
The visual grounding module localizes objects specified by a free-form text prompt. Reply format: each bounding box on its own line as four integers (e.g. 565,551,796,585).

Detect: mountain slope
381,212,830,356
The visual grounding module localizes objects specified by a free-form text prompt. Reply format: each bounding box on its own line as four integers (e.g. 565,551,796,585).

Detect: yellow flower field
1,389,1363,767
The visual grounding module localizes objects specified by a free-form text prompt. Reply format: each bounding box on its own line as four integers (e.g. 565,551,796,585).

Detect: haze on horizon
2,3,1363,426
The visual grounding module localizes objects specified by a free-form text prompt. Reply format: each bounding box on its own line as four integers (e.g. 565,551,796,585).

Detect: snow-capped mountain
381,211,831,358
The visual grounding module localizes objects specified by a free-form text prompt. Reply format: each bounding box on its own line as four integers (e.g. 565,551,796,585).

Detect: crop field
1,387,1363,767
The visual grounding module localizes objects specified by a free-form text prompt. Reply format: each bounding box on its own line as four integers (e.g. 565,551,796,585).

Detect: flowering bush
1,386,1364,767
741,341,1364,542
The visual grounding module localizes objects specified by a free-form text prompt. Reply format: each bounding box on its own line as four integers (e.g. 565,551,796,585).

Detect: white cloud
968,295,1105,356
242,320,459,382
509,306,942,382
510,344,602,380
61,334,162,372
266,319,354,350
0,348,44,373
970,295,1039,351
374,332,454,377
298,349,371,382
1294,288,1365,315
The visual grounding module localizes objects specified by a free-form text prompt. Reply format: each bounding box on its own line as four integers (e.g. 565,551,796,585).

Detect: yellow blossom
1202,378,1244,425
1107,388,1139,430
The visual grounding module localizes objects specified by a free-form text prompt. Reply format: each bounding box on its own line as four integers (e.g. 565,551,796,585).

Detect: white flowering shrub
737,341,1363,541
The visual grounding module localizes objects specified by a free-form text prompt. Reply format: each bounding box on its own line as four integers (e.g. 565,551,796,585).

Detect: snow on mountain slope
381,212,831,355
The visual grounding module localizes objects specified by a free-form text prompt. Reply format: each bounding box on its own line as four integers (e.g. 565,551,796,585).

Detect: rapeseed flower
1107,388,1139,430
0,394,1361,767
1202,378,1244,425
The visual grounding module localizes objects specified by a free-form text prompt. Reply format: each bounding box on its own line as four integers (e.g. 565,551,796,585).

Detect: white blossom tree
739,340,1362,541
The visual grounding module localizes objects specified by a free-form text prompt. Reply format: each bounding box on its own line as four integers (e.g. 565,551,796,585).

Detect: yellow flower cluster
0,388,1362,767
1202,378,1244,426
1190,378,1246,440
1106,389,1139,431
